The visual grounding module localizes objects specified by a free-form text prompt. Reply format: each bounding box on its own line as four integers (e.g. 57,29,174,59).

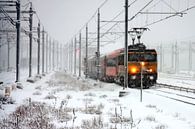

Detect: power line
143,5,195,27
100,0,139,29
0,7,15,26
85,0,141,48
71,0,109,40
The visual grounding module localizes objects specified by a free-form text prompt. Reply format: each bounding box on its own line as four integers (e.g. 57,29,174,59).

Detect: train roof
106,43,156,57
128,49,157,52
88,54,105,60
106,48,123,58
88,43,156,60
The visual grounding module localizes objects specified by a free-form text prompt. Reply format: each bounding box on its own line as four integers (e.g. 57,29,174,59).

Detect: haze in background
30,0,195,53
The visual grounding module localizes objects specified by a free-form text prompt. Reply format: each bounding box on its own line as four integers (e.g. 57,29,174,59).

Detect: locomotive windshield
129,53,156,62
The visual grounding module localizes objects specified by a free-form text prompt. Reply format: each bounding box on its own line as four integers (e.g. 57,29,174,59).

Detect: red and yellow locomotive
86,43,157,88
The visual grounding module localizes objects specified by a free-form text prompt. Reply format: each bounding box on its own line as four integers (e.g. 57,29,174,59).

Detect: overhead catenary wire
77,0,140,50
161,0,177,12
69,0,109,43
87,0,150,47
0,0,63,77
70,0,145,51
143,5,195,27
0,5,38,41
0,7,15,26
65,0,111,58
90,0,195,48
100,0,139,28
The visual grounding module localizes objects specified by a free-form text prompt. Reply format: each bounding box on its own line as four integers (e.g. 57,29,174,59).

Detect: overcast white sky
30,0,195,53
31,0,106,43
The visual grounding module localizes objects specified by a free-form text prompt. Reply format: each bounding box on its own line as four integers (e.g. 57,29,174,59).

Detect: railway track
145,89,195,106
152,89,195,99
144,83,195,106
152,92,195,106
155,83,195,94
159,74,195,81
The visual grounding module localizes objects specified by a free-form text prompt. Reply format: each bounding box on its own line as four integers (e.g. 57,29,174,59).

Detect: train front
128,49,157,88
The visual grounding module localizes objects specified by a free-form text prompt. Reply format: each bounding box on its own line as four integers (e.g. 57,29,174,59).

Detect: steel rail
145,90,195,106
156,83,195,94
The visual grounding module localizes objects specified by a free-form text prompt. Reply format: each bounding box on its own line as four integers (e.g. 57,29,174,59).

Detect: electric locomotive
85,28,157,88
115,43,157,88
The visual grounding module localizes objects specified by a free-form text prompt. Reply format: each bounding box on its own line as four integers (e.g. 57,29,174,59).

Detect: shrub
0,102,56,129
155,124,168,129
145,116,156,122
81,116,103,129
33,91,42,95
44,94,56,99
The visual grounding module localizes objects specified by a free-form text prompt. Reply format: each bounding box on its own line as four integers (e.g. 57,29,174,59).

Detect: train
84,43,157,89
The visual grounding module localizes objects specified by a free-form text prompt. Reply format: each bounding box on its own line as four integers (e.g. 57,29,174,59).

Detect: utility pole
16,0,21,82
0,36,1,72
124,0,128,89
175,42,179,73
42,28,45,74
74,37,76,75
53,40,55,70
66,44,68,71
37,21,41,75
140,62,143,102
69,42,71,72
159,44,163,72
85,25,88,78
49,37,53,71
29,2,33,77
59,44,61,70
56,42,58,70
69,43,71,72
7,33,10,72
68,43,70,71
60,44,63,70
171,43,174,71
70,40,74,74
79,33,81,77
189,42,192,72
72,40,74,73
64,45,66,71
46,33,48,73
49,37,51,71
97,8,100,81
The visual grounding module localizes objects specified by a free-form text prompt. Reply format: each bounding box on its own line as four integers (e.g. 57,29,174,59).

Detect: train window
118,55,124,65
107,58,116,66
129,54,139,61
129,53,156,62
144,53,156,62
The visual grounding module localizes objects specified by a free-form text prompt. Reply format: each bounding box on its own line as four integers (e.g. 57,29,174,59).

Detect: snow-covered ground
0,71,195,129
158,72,195,89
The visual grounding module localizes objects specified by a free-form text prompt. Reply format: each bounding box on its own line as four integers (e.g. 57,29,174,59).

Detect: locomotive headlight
149,76,154,80
131,67,137,74
131,75,136,80
148,69,153,72
141,62,145,66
